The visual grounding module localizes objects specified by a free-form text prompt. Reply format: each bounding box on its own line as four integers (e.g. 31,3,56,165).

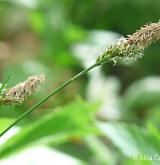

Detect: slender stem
0,73,12,94
0,62,100,137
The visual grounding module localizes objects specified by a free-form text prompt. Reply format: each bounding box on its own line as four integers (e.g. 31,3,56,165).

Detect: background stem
0,62,100,137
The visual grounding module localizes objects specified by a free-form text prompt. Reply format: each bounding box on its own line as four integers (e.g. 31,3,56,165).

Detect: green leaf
0,98,99,159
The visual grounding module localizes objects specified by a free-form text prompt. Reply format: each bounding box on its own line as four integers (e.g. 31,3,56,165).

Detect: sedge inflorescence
97,21,160,65
0,74,45,105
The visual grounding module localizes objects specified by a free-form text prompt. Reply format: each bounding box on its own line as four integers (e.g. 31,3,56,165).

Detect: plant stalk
0,62,100,137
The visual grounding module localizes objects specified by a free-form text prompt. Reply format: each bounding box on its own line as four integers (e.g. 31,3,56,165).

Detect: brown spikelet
97,21,160,65
0,74,45,105
127,22,160,48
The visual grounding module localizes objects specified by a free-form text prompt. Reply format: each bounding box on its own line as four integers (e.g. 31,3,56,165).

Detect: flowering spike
97,21,160,65
0,74,45,105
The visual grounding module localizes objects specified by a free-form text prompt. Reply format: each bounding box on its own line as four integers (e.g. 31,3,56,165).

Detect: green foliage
0,98,99,159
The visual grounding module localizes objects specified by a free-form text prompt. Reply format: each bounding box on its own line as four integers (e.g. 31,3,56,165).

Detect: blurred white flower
88,73,121,120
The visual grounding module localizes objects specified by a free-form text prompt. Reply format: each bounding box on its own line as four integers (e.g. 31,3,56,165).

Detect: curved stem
0,62,100,137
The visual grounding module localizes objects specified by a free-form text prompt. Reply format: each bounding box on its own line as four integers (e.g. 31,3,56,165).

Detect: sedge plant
0,21,160,137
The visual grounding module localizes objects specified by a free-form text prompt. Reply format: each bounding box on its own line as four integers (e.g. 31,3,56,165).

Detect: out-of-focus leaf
147,122,160,141
145,106,160,128
84,135,115,165
0,98,99,159
97,122,160,163
0,118,15,133
123,77,160,111
29,10,46,36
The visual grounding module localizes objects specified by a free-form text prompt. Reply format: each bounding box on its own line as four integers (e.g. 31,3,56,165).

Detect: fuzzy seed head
0,74,45,105
97,21,160,65
127,22,160,48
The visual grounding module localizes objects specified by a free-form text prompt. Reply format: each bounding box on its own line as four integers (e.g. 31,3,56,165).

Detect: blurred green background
0,0,160,165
